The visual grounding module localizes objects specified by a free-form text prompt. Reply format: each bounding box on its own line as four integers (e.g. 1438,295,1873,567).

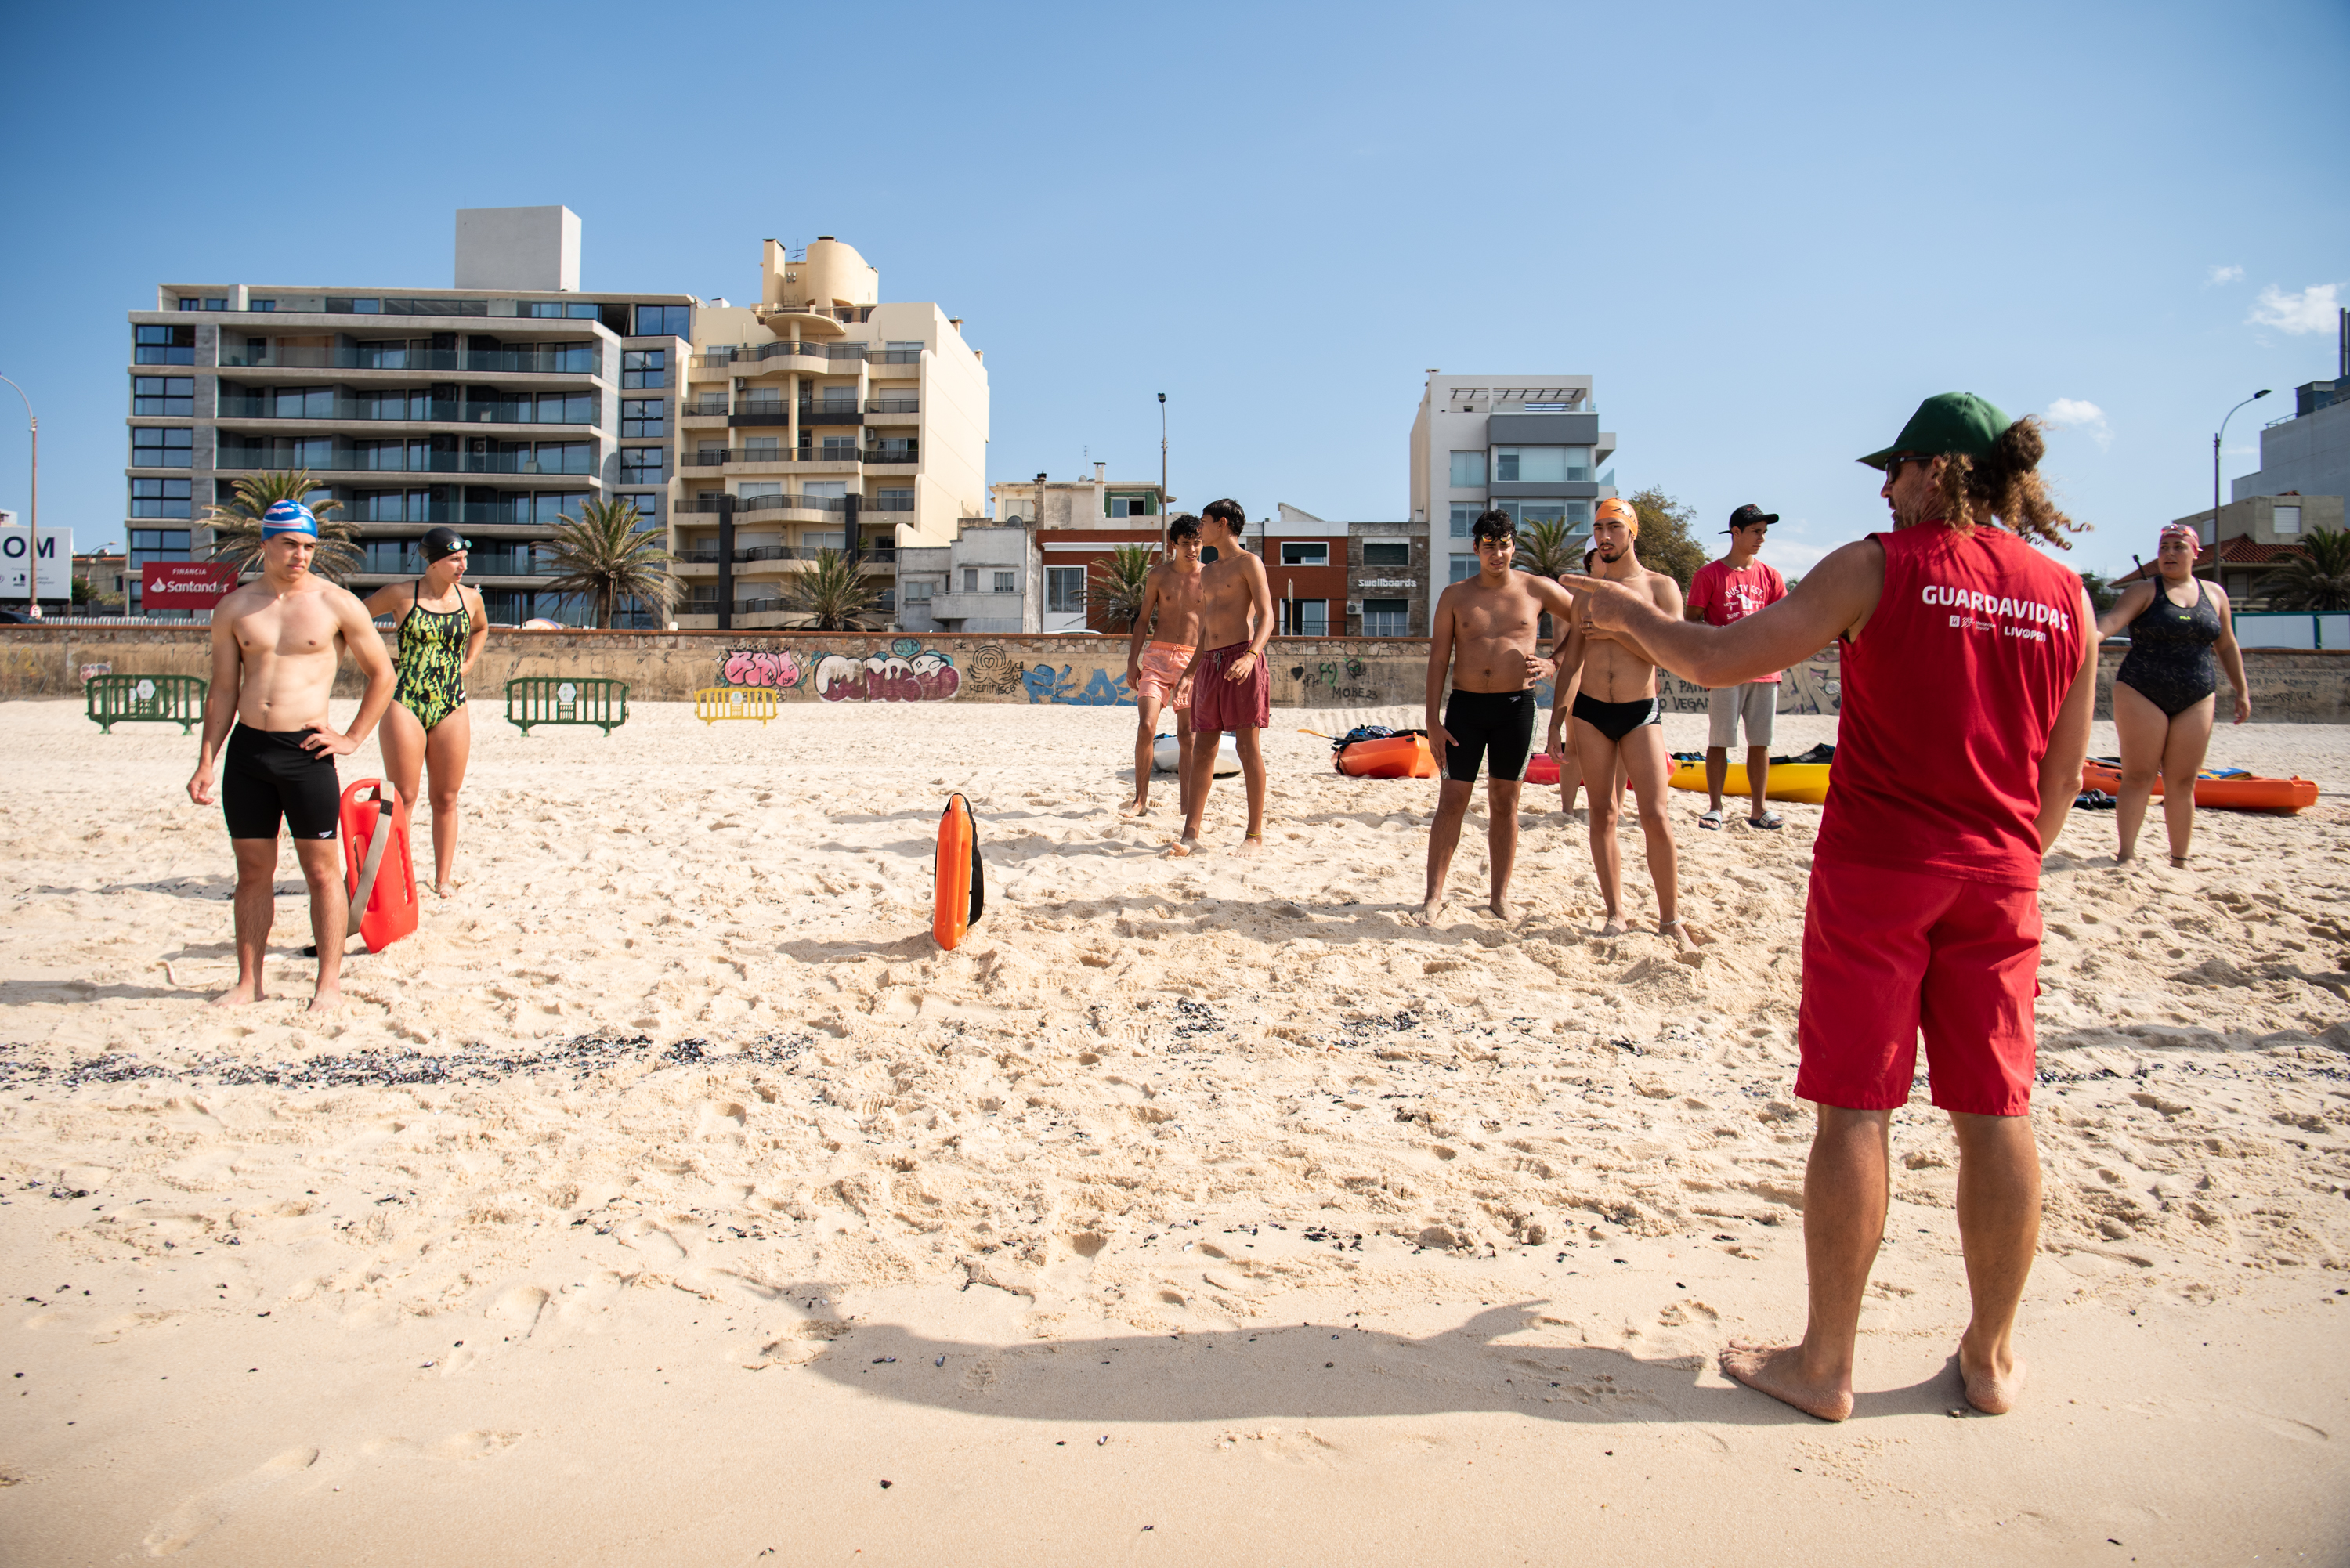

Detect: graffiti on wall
1289,656,1389,704
721,649,805,689
1023,664,1134,706
815,650,960,703
964,645,1025,695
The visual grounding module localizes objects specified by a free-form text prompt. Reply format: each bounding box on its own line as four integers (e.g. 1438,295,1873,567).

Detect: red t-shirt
1813,523,2088,887
1687,558,1788,682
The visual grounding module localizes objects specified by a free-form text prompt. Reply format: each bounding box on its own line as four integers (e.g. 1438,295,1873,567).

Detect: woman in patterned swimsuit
2095,522,2250,866
364,527,487,896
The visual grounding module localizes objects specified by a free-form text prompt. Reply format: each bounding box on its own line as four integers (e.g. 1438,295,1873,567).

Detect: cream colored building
674,236,989,629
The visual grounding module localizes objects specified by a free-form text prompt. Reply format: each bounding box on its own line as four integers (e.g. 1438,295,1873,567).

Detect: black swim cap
421,527,471,562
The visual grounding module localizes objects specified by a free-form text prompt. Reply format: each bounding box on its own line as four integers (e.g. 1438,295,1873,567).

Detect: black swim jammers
1571,692,1663,744
1442,688,1538,782
222,726,341,840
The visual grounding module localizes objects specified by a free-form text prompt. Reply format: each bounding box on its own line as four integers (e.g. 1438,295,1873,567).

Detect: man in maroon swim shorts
1170,498,1274,857
1564,392,2098,1422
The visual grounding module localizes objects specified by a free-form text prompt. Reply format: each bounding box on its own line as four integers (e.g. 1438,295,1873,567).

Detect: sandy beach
1,695,2345,1565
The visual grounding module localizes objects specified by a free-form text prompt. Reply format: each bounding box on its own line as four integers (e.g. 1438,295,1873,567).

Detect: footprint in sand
487,1284,550,1338
140,1445,318,1557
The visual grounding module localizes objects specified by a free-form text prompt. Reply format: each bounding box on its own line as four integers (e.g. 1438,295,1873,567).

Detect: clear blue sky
2,0,2343,582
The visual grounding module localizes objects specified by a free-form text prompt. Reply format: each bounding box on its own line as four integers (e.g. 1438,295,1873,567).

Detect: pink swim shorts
1135,640,1194,710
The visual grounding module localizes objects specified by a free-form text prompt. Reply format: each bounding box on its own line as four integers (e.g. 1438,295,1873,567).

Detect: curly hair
1927,416,2084,549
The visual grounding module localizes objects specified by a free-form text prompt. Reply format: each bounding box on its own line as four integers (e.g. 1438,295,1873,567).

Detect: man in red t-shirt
1562,393,2096,1423
1684,504,1789,829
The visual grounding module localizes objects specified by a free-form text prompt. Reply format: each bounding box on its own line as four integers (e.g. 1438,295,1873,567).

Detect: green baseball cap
1858,392,2013,470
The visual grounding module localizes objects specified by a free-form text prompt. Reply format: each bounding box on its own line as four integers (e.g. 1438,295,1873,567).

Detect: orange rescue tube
1336,735,1437,779
933,793,985,950
338,779,418,954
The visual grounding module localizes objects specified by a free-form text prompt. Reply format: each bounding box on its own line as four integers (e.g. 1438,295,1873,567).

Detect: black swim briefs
1571,691,1664,745
1442,688,1538,782
222,725,341,841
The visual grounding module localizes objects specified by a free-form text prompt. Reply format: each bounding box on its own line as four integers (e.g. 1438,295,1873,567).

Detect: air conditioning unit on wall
1345,601,1363,616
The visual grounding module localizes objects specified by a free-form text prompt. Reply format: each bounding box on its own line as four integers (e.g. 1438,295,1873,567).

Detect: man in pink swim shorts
1122,514,1207,818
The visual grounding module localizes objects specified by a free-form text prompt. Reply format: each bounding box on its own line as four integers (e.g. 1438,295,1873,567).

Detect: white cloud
2248,283,2341,334
2044,398,2111,450
2206,264,2243,286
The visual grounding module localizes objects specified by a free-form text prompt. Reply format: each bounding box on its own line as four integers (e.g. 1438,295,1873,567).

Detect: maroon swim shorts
1190,641,1270,732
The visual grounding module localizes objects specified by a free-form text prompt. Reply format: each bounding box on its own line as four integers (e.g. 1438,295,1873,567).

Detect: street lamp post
2211,388,2272,576
1157,392,1167,518
0,372,34,618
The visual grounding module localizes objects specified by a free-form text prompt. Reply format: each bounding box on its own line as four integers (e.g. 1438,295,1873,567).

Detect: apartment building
2229,317,2350,512
1252,504,1350,638
675,236,989,630
897,522,1040,634
1408,372,1617,609
2160,492,2345,609
127,206,691,623
983,468,1173,632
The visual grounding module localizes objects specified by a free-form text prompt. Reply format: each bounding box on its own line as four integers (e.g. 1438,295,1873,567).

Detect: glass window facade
128,527,192,614
1449,503,1476,538
620,399,667,438
130,478,192,518
619,447,666,484
993,571,1017,594
1448,555,1479,583
132,427,194,467
1047,567,1086,613
1449,450,1487,488
133,377,193,415
1361,599,1409,637
1280,541,1328,565
634,305,692,337
621,349,668,388
1493,446,1592,482
1362,541,1409,567
134,324,196,364
1279,599,1329,636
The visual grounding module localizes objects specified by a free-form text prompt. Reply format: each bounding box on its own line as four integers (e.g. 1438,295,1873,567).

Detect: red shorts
1795,858,2042,1117
1190,641,1270,732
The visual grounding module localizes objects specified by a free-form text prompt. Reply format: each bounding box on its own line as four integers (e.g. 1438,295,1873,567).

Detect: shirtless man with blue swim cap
186,500,396,1012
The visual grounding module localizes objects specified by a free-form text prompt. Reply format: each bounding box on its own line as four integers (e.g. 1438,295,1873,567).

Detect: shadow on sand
794,1304,1963,1428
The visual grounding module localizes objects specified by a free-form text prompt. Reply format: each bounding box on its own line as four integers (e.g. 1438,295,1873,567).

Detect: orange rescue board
2080,760,2319,814
933,793,985,950
1336,735,1437,779
339,779,418,954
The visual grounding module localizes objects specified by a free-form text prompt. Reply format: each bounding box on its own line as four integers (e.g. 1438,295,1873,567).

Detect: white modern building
2230,318,2350,511
1408,372,1617,606
128,206,692,623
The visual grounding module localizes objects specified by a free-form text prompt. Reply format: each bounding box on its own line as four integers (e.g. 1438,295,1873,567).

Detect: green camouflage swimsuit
393,581,471,730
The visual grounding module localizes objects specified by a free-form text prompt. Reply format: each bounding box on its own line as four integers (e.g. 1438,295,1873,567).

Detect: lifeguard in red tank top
1815,523,2088,887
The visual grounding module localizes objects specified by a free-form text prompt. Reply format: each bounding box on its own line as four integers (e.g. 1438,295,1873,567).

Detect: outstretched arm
2036,588,2101,851
1424,591,1456,764
2095,580,2154,641
1564,538,1885,688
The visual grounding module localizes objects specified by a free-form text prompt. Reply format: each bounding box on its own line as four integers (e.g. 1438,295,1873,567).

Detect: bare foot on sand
210,980,266,1008
1117,797,1151,818
434,879,461,898
1163,836,1199,859
1596,914,1627,938
1419,894,1448,926
1661,918,1713,950
1488,894,1513,923
305,988,342,1015
1721,1339,1852,1422
1958,1330,2026,1414
1231,835,1266,858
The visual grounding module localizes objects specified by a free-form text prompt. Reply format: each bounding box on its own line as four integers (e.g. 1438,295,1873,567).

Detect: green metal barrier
85,674,208,734
504,676,629,735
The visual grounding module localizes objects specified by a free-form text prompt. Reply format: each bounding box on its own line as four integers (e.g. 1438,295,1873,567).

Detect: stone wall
5,627,2345,722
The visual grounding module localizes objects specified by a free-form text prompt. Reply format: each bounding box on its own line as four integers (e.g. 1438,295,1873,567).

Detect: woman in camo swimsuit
363,527,487,896
2095,522,2250,866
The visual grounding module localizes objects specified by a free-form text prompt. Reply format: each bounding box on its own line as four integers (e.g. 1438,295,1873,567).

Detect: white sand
1,697,2345,1564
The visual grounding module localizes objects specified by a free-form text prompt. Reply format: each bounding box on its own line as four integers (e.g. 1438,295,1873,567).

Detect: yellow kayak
1668,761,1831,805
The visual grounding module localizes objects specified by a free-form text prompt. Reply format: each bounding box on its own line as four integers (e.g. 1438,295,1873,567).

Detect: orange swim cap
1593,497,1637,526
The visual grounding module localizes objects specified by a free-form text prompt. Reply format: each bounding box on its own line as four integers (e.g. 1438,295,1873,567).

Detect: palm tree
1516,517,1578,580
546,497,679,628
2272,526,2350,612
1094,543,1158,630
784,547,884,630
202,470,362,582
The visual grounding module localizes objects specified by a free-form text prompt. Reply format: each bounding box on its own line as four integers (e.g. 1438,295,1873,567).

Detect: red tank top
1814,522,2087,887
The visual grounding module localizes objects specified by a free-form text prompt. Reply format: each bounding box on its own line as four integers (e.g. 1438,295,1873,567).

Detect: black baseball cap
421,526,472,562
1725,504,1778,533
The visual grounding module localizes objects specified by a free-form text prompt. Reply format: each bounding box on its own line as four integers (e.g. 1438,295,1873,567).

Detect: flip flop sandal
1697,808,1725,830
1747,811,1785,830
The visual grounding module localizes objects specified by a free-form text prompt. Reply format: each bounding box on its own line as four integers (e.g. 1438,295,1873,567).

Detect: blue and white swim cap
261,500,318,539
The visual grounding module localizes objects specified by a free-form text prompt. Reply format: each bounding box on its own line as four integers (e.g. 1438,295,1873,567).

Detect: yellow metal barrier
693,685,779,726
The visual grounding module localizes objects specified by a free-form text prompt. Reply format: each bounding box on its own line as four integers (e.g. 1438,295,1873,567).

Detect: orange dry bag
339,779,418,954
932,793,984,951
